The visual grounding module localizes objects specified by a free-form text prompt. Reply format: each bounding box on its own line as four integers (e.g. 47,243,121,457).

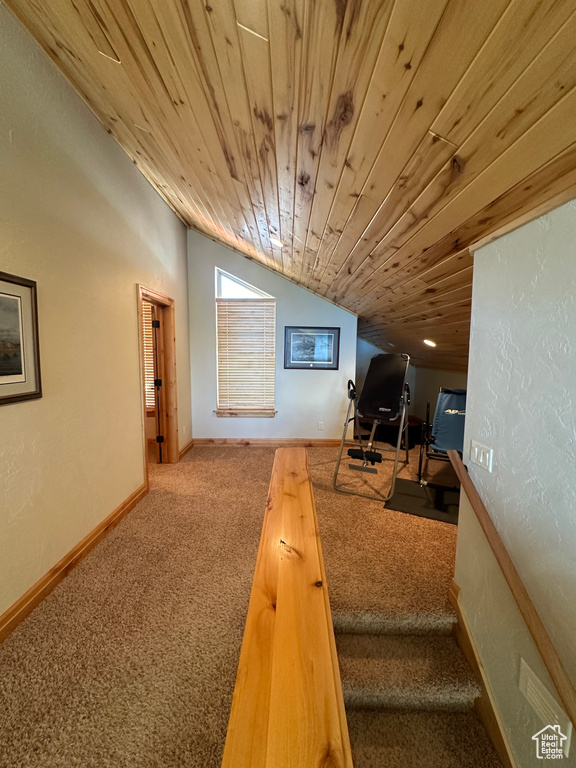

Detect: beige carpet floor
310,448,457,633
0,446,459,767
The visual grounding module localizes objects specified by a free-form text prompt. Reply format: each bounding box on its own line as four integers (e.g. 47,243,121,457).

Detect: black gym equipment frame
333,353,411,504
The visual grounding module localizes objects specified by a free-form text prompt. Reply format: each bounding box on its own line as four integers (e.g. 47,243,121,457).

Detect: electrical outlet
519,658,572,756
470,439,493,472
318,421,324,431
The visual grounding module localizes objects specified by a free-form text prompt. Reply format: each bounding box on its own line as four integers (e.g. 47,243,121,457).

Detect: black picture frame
0,272,42,405
284,326,340,370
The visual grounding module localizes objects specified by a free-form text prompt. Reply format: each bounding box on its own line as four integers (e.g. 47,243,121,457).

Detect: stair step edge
343,683,479,712
332,609,456,636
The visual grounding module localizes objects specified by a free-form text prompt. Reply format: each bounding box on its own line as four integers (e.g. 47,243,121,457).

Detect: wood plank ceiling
7,0,576,369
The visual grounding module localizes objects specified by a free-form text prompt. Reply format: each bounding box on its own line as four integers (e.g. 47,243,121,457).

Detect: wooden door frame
137,285,179,466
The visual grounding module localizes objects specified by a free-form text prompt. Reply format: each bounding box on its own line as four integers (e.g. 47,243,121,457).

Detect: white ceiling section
7,0,576,369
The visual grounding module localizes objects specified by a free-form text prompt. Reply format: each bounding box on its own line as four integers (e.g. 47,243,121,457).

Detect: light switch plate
470,439,493,472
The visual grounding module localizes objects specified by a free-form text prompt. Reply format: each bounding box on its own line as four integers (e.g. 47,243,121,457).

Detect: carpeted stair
332,606,457,636
337,633,480,711
308,449,504,767
333,612,504,767
345,710,504,768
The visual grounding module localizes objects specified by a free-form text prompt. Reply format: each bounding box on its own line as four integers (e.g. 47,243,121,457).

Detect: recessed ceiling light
423,339,437,347
270,237,283,248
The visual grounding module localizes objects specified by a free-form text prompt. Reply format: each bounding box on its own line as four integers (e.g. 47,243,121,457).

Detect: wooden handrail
448,449,576,727
222,447,353,768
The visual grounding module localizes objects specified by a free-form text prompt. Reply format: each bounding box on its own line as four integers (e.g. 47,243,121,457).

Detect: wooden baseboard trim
192,438,342,447
450,580,516,768
178,438,194,460
448,580,461,610
0,482,148,644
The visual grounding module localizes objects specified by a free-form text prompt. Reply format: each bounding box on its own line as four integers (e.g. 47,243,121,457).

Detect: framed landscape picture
284,326,340,370
0,272,42,405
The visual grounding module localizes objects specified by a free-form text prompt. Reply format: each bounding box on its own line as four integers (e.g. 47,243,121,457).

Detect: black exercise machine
333,353,411,503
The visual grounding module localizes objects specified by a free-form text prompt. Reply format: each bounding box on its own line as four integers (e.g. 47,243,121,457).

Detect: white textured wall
188,232,357,439
456,199,576,765
0,8,192,615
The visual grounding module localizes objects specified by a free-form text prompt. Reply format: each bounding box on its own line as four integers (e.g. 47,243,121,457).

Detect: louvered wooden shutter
142,301,156,411
216,298,276,410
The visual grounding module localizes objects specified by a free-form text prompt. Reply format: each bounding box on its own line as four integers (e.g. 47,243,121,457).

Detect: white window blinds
142,301,156,411
216,298,276,410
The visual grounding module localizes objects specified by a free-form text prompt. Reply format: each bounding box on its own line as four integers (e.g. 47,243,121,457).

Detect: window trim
214,408,277,418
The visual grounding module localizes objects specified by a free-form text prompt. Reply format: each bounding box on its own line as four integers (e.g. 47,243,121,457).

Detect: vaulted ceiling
7,0,576,369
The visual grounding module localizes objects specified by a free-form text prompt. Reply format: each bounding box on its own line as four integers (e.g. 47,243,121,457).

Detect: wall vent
519,657,572,756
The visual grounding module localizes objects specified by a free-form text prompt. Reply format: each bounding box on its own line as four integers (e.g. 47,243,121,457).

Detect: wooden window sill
215,409,277,418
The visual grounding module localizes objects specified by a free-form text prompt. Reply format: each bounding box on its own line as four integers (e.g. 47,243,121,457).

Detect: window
142,300,156,412
215,269,276,417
